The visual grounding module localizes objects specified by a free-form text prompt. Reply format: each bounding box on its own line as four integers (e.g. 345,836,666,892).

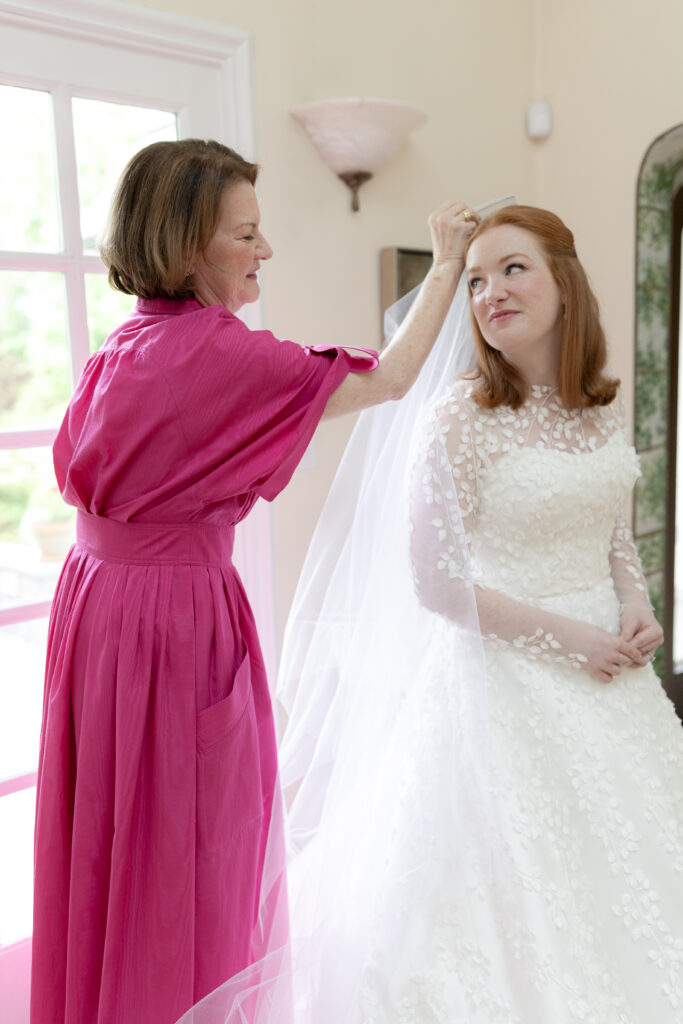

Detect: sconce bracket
338,171,373,212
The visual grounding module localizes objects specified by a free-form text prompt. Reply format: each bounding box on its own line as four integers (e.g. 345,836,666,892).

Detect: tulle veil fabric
176,200,513,1024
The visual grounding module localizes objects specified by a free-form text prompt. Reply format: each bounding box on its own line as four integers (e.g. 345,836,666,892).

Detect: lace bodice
410,380,650,667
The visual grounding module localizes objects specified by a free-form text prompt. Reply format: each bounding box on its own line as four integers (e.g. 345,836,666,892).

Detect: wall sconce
290,98,427,212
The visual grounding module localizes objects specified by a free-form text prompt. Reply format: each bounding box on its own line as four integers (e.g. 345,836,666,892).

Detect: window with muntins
0,0,259,985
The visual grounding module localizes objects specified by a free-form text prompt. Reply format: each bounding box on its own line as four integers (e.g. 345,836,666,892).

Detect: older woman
29,138,477,1024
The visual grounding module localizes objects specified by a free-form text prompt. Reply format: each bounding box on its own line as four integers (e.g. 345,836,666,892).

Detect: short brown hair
99,139,258,300
464,205,618,409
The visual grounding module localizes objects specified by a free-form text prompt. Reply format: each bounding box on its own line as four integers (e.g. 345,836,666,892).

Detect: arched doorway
633,122,683,714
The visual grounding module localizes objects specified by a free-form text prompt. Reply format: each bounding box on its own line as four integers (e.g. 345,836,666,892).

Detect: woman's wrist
425,258,464,293
431,254,465,272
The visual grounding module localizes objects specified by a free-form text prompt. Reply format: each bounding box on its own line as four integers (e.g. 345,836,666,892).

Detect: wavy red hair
463,205,618,409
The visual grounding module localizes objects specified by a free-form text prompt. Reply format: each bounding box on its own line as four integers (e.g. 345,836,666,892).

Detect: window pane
0,447,73,611
0,271,70,431
0,84,61,253
73,98,177,253
0,618,47,782
85,273,135,352
0,787,36,944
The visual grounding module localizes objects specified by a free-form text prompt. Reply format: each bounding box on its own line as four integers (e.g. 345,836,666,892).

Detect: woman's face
465,224,564,364
191,180,273,311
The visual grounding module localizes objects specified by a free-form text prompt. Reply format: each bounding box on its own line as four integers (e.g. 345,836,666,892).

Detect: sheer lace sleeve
409,384,589,669
607,395,651,611
609,517,650,609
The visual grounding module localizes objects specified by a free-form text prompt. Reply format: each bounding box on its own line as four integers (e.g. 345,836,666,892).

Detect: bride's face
465,225,564,360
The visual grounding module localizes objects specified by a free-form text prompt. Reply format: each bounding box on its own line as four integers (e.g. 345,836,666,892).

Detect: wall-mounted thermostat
527,102,552,140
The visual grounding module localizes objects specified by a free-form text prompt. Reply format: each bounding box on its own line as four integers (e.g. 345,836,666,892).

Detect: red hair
463,205,618,409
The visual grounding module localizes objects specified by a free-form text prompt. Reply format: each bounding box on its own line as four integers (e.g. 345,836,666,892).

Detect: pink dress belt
76,511,235,566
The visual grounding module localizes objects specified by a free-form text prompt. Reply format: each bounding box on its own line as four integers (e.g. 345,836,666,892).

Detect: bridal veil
177,199,513,1024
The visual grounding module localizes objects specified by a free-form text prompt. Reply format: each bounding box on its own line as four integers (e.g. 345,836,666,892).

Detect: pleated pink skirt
31,514,282,1024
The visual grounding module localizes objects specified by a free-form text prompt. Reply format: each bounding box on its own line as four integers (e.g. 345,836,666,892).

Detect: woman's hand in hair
428,201,480,266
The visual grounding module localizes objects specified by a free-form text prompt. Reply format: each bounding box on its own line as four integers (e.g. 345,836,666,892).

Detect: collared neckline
135,297,207,316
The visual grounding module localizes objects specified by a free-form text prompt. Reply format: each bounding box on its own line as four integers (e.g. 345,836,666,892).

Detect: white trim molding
0,0,255,157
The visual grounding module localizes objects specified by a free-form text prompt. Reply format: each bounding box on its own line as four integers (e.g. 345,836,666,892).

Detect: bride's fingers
624,623,663,650
622,646,657,667
639,624,664,648
613,648,641,668
617,638,645,663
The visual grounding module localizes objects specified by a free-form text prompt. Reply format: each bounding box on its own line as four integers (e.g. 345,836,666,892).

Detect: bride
178,204,683,1023
365,204,683,1021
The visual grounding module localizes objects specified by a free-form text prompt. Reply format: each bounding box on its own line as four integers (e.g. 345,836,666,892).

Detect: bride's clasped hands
619,599,665,665
563,615,658,684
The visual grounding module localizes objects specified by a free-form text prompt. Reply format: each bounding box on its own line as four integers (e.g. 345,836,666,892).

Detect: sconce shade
290,98,427,210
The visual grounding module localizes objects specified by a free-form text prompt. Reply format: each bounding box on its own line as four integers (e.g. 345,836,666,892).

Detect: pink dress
30,297,376,1024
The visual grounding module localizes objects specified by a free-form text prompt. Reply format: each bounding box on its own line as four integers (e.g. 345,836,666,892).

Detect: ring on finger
462,209,472,221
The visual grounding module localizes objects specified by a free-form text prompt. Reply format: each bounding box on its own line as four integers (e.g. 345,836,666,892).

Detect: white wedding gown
357,381,683,1024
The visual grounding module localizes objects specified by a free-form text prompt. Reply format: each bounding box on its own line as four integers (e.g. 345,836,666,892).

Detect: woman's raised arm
322,201,478,419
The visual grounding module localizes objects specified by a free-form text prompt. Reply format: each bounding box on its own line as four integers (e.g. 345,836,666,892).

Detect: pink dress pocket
196,652,253,750
196,653,264,852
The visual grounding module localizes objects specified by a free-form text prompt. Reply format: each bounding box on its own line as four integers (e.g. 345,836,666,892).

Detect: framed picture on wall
379,247,432,346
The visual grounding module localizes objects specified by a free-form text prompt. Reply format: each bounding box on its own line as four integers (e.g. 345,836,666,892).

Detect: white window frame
0,0,256,438
0,0,275,820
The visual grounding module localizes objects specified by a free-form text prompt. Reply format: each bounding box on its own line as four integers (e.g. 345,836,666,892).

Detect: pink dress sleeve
54,303,378,518
161,308,377,502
